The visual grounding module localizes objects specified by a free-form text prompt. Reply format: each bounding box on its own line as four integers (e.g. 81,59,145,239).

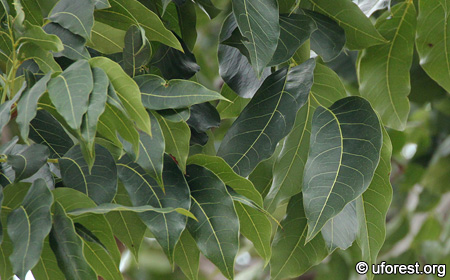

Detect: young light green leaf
117,154,191,263
94,0,183,51
231,0,280,75
7,179,52,279
217,59,315,177
135,74,226,110
307,0,387,49
186,164,239,280
358,2,416,131
16,73,52,143
49,202,97,280
356,128,392,280
174,230,200,280
187,154,263,206
123,25,151,77
89,57,152,136
265,63,347,213
47,60,93,131
59,144,118,205
303,96,382,242
156,114,190,172
270,193,328,280
88,21,125,54
49,0,95,40
415,0,450,93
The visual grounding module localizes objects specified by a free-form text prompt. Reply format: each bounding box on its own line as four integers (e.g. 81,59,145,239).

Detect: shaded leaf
31,238,65,280
231,0,279,75
43,23,90,61
59,144,118,204
217,59,315,177
174,230,199,280
358,2,416,130
47,60,94,131
187,103,220,133
7,179,53,279
123,25,151,77
158,108,190,122
0,92,20,133
49,0,95,40
7,144,50,181
69,203,193,217
302,96,382,242
186,164,239,280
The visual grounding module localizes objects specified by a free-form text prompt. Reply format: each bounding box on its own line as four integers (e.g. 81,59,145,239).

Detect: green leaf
269,14,317,66
94,0,110,9
105,183,146,260
32,238,65,280
94,0,183,51
7,144,50,181
18,43,62,73
81,239,123,280
0,93,20,133
217,59,315,177
59,144,118,204
29,110,74,159
18,21,64,52
43,23,91,61
174,230,199,280
7,179,53,279
117,154,191,263
88,21,125,54
231,0,280,75
217,84,250,119
123,25,151,77
196,0,221,18
49,0,95,40
356,128,393,280
156,114,190,172
265,63,346,213
16,73,52,143
187,103,220,133
47,60,94,131
80,67,108,168
21,0,43,25
358,2,416,131
135,74,225,110
186,164,239,280
302,96,382,242
49,202,97,280
306,0,387,49
321,200,357,252
157,108,190,123
68,203,194,217
415,0,450,93
270,193,328,280
178,1,197,50
89,56,152,136
187,154,263,206
300,9,346,62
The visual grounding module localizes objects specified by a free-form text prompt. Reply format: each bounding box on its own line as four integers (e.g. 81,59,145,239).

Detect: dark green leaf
29,110,74,159
7,144,50,181
0,94,19,133
7,179,53,279
49,202,97,280
217,59,315,177
151,37,200,80
59,144,118,204
306,0,387,49
32,238,65,280
186,164,239,280
135,74,225,110
123,25,151,77
358,2,416,130
357,128,392,280
21,0,44,25
16,73,52,143
49,0,95,40
157,108,190,122
195,0,221,18
94,0,183,51
174,230,199,280
117,154,191,262
231,0,279,75
269,14,317,66
47,60,94,131
187,103,220,133
43,23,91,61
270,193,328,280
301,9,345,62
178,1,197,51
302,96,382,242
89,57,152,136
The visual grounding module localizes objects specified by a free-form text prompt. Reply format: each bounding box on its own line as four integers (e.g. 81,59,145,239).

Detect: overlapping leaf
231,0,279,75
7,144,50,182
123,25,151,77
88,21,125,54
358,1,416,130
186,164,239,280
18,43,62,73
174,230,199,280
217,59,315,177
18,22,64,52
49,0,95,40
32,238,65,280
265,63,346,213
7,179,53,279
302,96,382,242
217,84,249,118
43,23,90,61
